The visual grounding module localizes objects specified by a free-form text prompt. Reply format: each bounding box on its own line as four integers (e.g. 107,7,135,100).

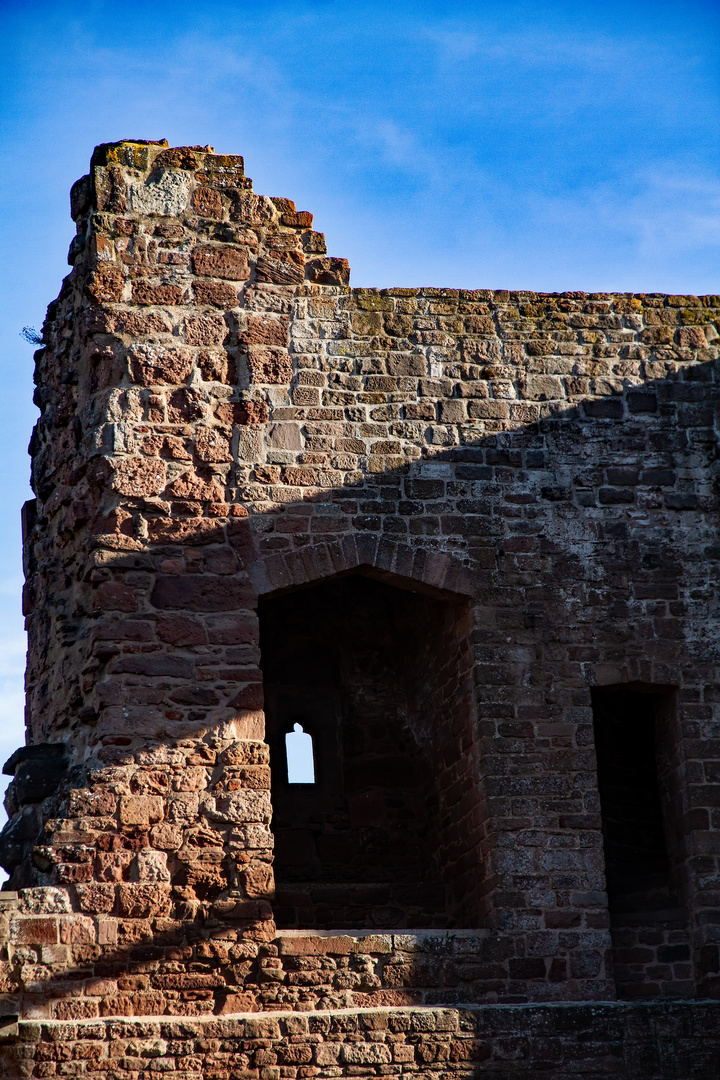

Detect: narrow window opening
285,723,315,784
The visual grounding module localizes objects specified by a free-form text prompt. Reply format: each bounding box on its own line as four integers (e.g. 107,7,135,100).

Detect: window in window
285,723,315,784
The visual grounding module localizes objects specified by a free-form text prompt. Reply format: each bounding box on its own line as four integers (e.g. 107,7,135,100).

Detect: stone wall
1,140,719,1074
4,1003,720,1079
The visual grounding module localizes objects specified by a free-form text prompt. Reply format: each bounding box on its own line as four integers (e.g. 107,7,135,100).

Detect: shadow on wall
0,354,718,1015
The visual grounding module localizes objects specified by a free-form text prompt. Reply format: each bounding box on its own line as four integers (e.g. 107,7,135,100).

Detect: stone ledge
16,998,720,1024
0,1014,19,1040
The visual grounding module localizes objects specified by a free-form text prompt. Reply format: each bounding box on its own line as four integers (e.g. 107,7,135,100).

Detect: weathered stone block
117,884,172,918
110,457,167,498
118,796,164,827
75,884,116,915
10,917,58,945
192,244,250,280
246,347,293,384
184,313,227,346
132,281,185,306
128,344,193,385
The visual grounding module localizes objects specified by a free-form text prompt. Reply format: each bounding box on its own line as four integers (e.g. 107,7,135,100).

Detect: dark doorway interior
259,571,478,929
592,685,692,997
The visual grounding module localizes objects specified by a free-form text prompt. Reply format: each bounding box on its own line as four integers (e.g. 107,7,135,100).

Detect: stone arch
249,534,475,599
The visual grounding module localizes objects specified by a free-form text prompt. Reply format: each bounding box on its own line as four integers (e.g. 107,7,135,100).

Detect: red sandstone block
75,884,116,915
254,1048,278,1067
278,1044,313,1065
315,1043,342,1065
195,430,232,463
192,244,250,280
165,468,224,502
247,347,293,384
282,466,318,487
117,884,171,918
193,186,223,218
132,281,185,305
11,917,58,944
278,935,355,956
117,974,150,991
99,994,133,1017
239,863,273,898
211,788,271,824
151,575,254,612
194,279,239,308
128,343,193,385
241,315,289,348
245,1016,282,1039
216,399,269,424
52,1000,99,1021
166,387,207,423
156,614,207,646
185,313,227,346
148,517,227,545
59,915,96,945
118,795,164,826
39,943,70,965
227,683,264,710
217,767,268,794
221,743,269,767
216,991,258,1014
93,582,138,613
71,1040,105,1060
96,851,133,881
255,251,304,285
155,973,225,991
55,863,94,884
111,457,167,498
211,899,261,920
305,257,350,286
392,1043,416,1063
110,309,171,335
341,1043,392,1065
87,262,125,303
68,789,117,818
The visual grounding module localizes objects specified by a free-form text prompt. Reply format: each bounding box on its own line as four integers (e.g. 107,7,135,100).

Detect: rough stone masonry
0,139,719,1077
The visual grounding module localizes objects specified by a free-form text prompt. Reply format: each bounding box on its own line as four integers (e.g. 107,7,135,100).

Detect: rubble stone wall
1,141,719,1075
4,1003,720,1080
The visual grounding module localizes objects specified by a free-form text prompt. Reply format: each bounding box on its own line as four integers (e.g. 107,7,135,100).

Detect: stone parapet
3,1002,720,1079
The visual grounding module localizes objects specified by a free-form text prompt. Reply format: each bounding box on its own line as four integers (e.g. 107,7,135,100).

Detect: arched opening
259,570,479,930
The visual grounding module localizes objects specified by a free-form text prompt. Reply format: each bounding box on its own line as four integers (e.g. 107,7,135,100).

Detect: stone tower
1,140,719,1077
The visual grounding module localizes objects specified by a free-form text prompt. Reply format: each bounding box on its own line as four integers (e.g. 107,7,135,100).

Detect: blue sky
0,0,718,803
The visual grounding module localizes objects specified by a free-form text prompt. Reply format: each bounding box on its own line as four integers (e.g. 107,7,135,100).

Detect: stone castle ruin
0,139,719,1076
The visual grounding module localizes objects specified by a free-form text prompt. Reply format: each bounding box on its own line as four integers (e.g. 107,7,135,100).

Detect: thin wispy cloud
524,165,720,273
631,172,720,255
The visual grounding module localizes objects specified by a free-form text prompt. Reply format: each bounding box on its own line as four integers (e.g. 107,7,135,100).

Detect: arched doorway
259,570,479,929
